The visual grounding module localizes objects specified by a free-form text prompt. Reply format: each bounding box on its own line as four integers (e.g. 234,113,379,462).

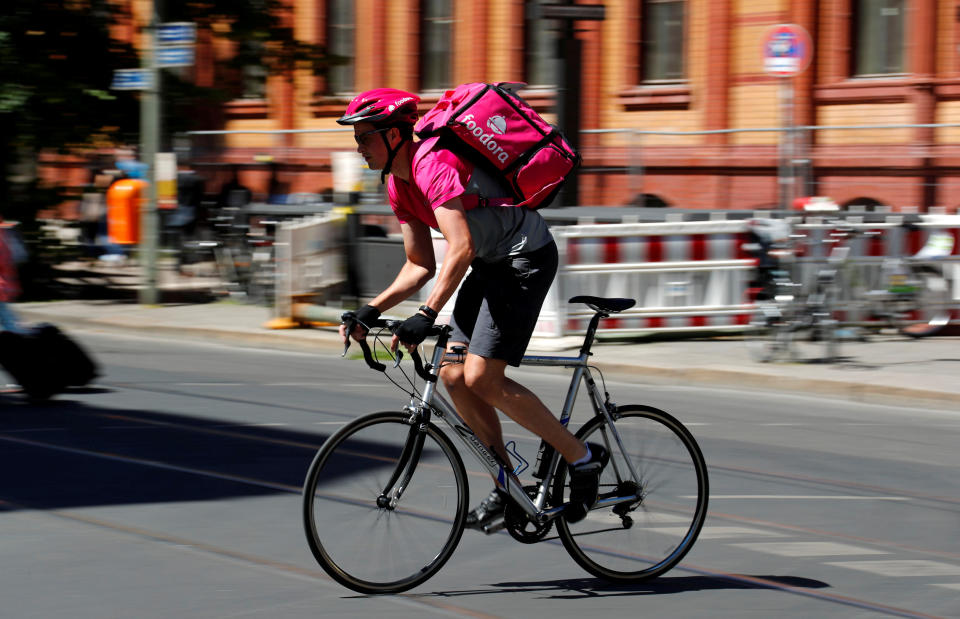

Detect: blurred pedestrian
0,216,25,333
80,167,112,258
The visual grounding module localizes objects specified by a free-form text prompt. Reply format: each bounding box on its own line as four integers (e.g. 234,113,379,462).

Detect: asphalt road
1,331,958,619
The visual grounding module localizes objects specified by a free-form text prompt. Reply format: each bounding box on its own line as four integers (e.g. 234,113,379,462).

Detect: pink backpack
414,82,580,210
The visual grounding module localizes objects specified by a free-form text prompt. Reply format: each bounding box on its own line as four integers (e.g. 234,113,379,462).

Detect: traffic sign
762,23,812,77
157,22,196,46
111,69,151,90
156,45,195,68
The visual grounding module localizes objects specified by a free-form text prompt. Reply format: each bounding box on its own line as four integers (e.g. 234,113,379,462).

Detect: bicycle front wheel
554,405,708,582
302,411,468,594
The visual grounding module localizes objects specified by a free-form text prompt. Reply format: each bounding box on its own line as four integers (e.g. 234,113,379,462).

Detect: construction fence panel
273,211,347,321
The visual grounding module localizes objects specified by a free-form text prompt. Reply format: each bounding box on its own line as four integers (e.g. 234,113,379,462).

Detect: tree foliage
0,0,333,219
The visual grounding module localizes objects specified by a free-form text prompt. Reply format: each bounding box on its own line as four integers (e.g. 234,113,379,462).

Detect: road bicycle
302,296,709,594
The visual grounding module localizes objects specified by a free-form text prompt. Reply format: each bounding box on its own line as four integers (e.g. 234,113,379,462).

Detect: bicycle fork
375,410,428,510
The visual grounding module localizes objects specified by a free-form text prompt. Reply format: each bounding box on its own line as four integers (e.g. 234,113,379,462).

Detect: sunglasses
354,127,392,147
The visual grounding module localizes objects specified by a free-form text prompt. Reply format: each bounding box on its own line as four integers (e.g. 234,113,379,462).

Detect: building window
239,41,267,99
853,0,906,76
641,0,685,83
421,0,453,90
525,0,558,87
327,0,355,94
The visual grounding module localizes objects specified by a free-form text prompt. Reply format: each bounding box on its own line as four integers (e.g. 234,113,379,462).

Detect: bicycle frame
390,311,644,525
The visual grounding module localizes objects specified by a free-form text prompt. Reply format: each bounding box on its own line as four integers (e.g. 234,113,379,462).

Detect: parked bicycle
744,219,843,363
861,226,954,338
302,296,709,594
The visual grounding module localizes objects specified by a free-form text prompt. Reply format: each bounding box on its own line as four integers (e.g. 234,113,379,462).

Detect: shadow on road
0,398,396,512
425,574,829,599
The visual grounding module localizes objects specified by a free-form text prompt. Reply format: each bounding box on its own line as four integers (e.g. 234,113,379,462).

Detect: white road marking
931,583,960,591
827,560,960,577
176,382,246,387
732,542,888,557
650,526,784,540
695,495,909,501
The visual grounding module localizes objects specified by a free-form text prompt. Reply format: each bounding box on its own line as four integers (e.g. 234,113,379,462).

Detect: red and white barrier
556,220,755,334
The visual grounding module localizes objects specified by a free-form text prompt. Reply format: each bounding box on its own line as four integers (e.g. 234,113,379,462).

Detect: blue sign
157,22,196,46
157,45,195,68
111,69,151,90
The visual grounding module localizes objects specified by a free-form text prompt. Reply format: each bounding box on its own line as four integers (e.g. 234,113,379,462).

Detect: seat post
579,310,608,357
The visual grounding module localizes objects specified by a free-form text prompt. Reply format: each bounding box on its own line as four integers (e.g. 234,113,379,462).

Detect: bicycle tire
302,411,468,594
898,267,952,338
745,305,791,362
553,405,708,582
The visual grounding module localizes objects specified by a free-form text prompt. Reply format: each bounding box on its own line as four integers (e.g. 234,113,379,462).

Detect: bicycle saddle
569,296,636,313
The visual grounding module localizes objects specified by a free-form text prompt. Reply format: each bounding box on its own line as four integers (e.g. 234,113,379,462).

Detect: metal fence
581,123,960,210
183,123,960,212
270,210,960,338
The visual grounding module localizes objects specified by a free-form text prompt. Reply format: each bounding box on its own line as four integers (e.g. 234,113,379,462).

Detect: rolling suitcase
33,323,99,388
0,324,99,400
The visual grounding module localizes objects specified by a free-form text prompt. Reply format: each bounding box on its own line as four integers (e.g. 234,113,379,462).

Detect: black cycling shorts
448,241,558,366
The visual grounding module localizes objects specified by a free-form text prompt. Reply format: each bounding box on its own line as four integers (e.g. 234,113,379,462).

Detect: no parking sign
763,24,812,77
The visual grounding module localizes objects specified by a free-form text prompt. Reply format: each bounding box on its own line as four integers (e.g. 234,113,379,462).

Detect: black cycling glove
346,304,381,336
395,312,435,347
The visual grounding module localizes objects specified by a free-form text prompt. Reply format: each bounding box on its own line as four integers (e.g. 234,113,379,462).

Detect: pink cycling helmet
337,89,420,126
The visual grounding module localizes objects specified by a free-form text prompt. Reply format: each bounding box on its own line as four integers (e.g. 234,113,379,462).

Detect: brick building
58,1,960,212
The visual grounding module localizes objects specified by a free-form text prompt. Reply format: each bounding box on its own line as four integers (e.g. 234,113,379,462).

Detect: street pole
556,19,581,207
139,0,160,305
778,78,795,214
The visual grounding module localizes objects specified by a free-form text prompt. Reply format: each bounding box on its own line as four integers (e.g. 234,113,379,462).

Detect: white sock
570,445,592,467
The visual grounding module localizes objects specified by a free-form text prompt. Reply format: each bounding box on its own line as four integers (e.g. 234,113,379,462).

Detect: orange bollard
106,179,147,244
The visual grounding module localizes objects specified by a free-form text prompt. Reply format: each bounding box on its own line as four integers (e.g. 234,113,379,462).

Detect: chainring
504,484,554,544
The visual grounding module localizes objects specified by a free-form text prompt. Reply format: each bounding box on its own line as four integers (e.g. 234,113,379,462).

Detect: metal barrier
269,211,960,337
553,219,754,334
788,214,960,324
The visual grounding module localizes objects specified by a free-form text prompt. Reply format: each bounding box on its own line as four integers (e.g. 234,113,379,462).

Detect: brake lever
341,312,386,371
340,313,356,358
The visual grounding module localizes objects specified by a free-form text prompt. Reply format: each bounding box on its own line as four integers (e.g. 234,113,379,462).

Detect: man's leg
461,354,587,464
440,345,511,467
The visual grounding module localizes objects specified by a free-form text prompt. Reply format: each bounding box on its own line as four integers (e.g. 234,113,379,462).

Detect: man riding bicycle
337,88,608,528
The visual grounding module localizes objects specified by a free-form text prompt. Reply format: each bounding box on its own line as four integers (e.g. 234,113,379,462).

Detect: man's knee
440,363,465,390
462,360,505,395
440,344,469,391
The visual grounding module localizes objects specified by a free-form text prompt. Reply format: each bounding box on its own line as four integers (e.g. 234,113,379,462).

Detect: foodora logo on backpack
457,113,510,164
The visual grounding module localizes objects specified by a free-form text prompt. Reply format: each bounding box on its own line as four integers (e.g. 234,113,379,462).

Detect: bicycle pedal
481,518,506,535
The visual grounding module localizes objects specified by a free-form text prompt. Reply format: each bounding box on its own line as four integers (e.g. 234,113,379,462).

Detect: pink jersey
387,137,481,228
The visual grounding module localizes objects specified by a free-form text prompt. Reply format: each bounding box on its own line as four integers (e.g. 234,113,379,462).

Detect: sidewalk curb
588,361,960,409
18,307,960,410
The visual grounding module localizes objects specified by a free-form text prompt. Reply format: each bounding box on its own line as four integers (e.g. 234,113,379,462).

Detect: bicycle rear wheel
898,267,952,338
554,405,708,582
302,411,468,594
